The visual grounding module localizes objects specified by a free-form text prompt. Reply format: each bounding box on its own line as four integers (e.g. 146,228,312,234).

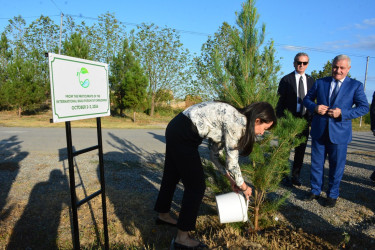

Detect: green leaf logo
80,68,89,74
77,67,90,88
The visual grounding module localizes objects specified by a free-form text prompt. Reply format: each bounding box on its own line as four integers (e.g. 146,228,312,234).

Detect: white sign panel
48,53,110,123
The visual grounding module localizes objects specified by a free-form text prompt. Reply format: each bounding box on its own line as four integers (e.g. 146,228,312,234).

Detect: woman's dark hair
237,102,277,156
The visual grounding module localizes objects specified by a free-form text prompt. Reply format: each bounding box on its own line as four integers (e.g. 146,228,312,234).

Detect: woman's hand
239,183,252,200
225,173,252,200
230,182,241,193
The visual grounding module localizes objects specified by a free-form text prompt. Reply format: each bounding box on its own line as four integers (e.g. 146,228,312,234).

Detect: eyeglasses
296,61,308,66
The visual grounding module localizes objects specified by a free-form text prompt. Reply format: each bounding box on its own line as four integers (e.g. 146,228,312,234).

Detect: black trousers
154,113,205,231
292,114,310,178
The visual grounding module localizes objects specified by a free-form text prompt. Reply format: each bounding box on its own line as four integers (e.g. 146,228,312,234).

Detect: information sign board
48,53,110,123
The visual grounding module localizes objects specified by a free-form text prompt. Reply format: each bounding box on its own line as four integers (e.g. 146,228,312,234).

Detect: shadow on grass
0,136,28,221
6,169,69,249
101,133,182,248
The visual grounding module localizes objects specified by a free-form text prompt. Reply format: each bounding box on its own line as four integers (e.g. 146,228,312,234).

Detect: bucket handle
240,193,249,222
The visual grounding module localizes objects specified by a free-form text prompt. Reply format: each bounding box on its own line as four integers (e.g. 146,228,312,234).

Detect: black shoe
304,193,320,201
324,197,337,208
370,171,375,182
291,177,302,186
174,240,208,249
280,177,293,188
155,217,177,227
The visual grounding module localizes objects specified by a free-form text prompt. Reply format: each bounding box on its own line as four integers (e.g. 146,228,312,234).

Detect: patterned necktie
298,76,305,115
330,80,340,105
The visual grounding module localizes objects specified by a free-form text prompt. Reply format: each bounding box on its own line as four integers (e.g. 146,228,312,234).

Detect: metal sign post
65,118,109,249
47,53,110,249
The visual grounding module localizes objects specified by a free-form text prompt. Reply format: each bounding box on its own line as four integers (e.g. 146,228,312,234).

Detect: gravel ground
1,132,375,249
276,149,375,248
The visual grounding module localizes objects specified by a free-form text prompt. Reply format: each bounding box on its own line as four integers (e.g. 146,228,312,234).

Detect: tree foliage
197,0,303,230
0,12,200,116
311,60,332,79
311,60,351,80
110,39,148,117
134,23,192,116
2,51,45,116
195,2,280,107
90,12,125,64
62,32,91,59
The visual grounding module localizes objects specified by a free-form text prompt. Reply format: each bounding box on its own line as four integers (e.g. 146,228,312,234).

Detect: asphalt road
0,127,374,158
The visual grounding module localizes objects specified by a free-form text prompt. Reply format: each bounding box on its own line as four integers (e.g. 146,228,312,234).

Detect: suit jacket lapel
291,72,297,95
334,77,350,103
325,77,332,105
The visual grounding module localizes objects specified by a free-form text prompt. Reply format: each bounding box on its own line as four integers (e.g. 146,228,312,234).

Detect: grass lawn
0,109,173,129
0,109,371,132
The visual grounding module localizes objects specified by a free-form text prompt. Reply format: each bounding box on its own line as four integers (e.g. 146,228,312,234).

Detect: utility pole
58,12,64,54
359,56,369,127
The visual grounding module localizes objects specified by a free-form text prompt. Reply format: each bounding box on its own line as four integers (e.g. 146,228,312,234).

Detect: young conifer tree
205,0,306,230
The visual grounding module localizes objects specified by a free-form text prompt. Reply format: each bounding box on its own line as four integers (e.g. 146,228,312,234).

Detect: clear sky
1,0,374,101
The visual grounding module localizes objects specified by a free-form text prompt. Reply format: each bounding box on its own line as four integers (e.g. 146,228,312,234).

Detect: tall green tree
24,15,59,56
4,16,27,56
110,39,148,119
198,1,280,107
62,32,91,59
2,50,44,116
0,32,13,109
90,12,125,64
22,15,60,106
134,23,192,116
200,0,304,230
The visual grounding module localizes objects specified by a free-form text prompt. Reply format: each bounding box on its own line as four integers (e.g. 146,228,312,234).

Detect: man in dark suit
276,52,315,186
303,55,369,207
370,91,375,182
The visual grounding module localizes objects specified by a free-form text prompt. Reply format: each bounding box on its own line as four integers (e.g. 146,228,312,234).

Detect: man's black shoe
280,177,293,188
291,177,302,186
370,171,375,182
324,197,337,208
304,193,319,201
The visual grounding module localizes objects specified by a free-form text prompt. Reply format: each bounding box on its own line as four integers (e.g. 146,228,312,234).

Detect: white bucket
215,192,249,223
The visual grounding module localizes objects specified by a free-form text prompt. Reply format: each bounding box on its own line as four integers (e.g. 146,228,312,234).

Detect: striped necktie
330,80,340,105
298,76,305,115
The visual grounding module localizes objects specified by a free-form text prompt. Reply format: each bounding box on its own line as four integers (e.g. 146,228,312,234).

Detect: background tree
62,32,91,59
2,50,44,116
90,12,125,64
311,60,351,80
4,16,27,55
193,22,233,100
0,32,13,109
134,23,192,116
63,15,89,42
311,60,332,79
110,39,148,120
24,15,60,102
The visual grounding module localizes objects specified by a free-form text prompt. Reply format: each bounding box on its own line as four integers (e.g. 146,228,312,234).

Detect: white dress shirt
295,72,307,113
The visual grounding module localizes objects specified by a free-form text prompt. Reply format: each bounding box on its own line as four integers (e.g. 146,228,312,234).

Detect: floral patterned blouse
182,101,247,187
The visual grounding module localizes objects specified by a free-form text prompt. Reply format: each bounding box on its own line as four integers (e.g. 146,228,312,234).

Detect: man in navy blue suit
303,55,369,207
370,91,375,182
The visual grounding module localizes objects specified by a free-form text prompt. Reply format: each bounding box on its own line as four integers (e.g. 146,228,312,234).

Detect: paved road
0,127,374,158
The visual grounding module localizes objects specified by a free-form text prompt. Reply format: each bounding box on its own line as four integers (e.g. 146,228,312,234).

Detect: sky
1,0,375,101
